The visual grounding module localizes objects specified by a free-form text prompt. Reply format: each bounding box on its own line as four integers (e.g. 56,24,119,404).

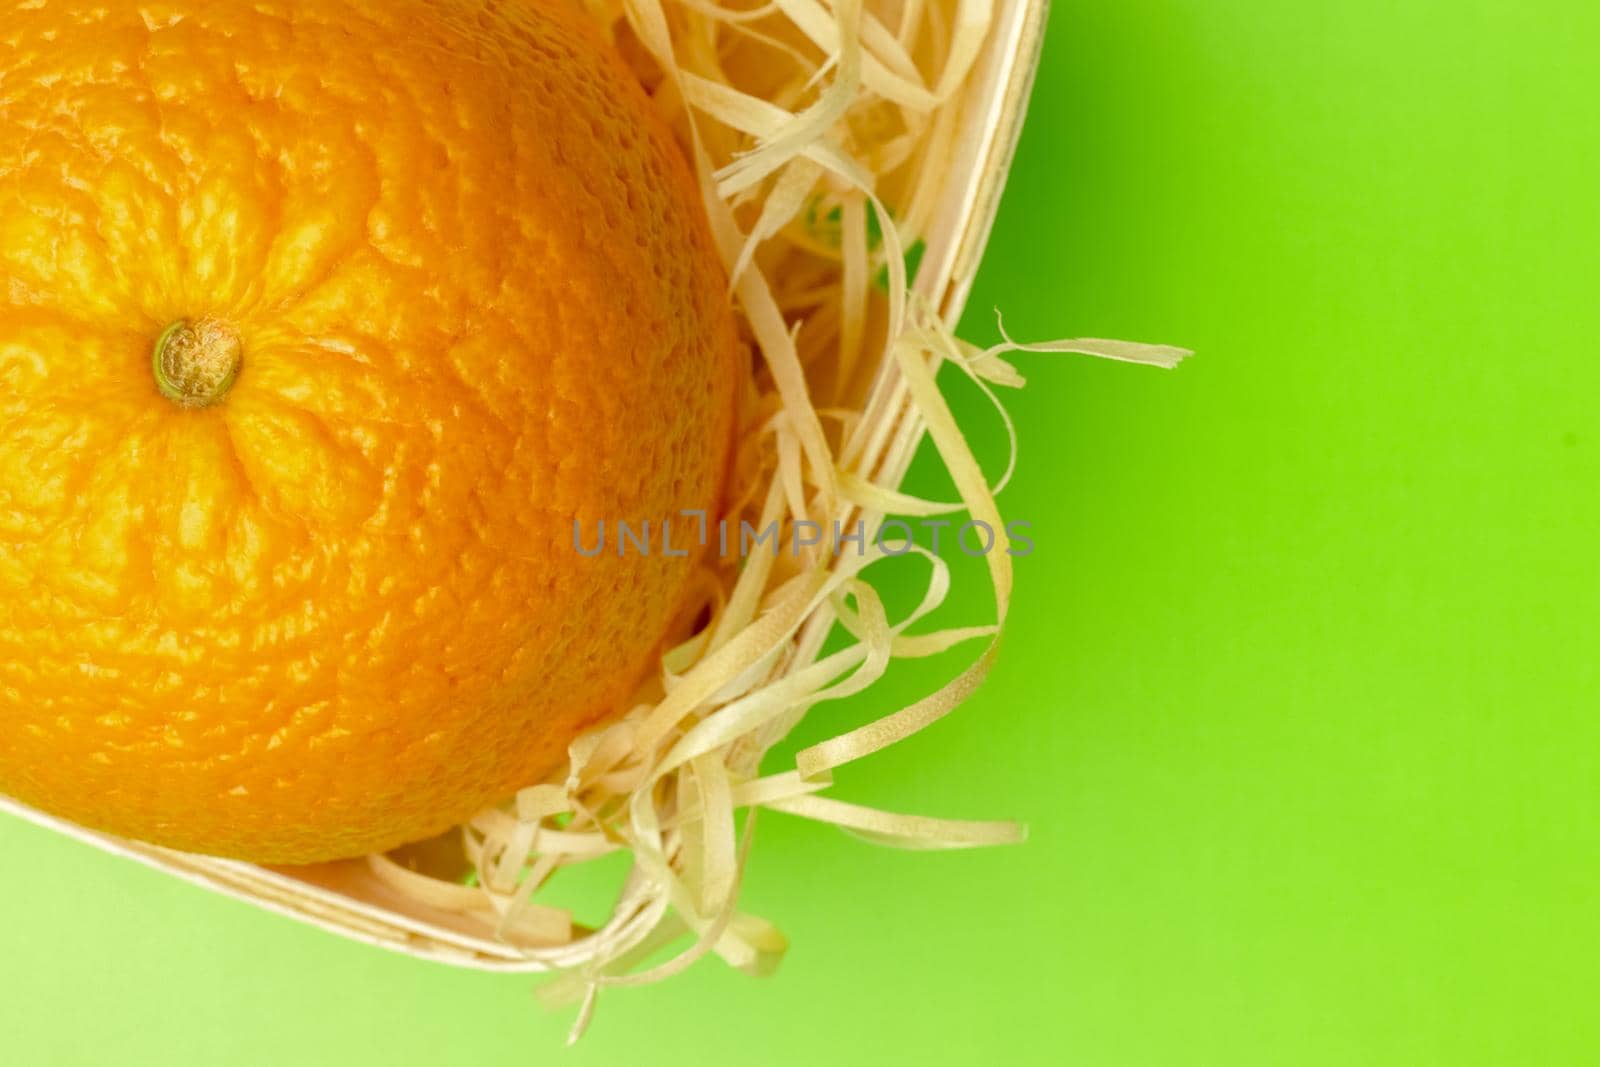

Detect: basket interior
0,0,1056,982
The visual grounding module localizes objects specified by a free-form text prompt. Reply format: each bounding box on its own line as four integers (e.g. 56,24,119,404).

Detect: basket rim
0,0,1053,972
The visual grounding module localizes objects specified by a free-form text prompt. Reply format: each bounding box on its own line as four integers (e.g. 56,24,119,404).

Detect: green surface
5,2,1599,1063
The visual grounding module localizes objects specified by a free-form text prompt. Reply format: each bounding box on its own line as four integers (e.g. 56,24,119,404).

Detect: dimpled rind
0,0,739,863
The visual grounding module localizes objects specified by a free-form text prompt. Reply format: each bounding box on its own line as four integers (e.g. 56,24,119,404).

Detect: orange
0,0,740,863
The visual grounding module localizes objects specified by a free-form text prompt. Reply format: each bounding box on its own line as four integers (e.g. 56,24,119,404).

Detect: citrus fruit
0,0,740,863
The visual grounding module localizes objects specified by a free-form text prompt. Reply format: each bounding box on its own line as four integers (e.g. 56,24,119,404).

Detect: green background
5,1,1598,1063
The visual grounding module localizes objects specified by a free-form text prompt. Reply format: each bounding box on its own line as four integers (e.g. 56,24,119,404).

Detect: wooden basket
0,0,1051,973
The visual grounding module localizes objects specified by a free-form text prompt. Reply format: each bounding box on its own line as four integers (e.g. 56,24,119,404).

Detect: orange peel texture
0,0,740,863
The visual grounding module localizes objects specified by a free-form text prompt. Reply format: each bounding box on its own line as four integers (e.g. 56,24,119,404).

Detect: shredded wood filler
369,0,1188,1038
